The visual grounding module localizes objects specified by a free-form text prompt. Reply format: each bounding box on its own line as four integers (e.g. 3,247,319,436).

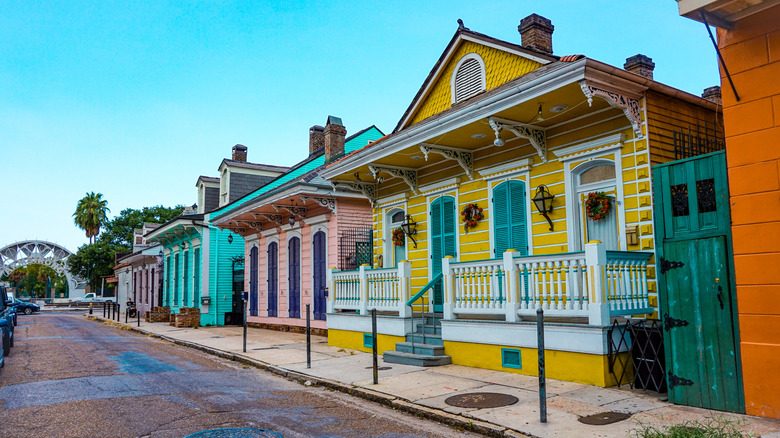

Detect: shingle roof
210,125,384,221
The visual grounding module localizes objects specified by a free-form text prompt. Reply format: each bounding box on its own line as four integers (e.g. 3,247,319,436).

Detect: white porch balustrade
328,262,411,317
328,243,653,326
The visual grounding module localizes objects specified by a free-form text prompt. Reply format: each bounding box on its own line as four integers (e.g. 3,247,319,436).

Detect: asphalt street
0,313,478,438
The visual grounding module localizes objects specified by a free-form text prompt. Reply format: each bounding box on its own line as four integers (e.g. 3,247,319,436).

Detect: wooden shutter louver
454,58,485,103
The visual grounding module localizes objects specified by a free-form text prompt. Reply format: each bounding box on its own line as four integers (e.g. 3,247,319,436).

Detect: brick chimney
324,116,347,163
518,14,554,54
309,125,325,155
624,54,655,80
232,144,247,162
702,86,722,105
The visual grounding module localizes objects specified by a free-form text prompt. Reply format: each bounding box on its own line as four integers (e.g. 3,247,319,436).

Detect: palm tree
73,192,110,244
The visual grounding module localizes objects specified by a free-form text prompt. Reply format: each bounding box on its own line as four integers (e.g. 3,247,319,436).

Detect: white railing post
327,267,336,314
443,256,455,320
503,250,519,322
398,261,411,318
585,242,610,326
359,264,369,315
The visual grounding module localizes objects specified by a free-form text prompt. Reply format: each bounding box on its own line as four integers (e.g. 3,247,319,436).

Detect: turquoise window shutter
493,180,528,257
431,199,442,272
442,197,456,258
493,183,510,256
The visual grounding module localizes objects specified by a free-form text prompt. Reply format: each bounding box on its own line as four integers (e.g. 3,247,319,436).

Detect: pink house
210,117,384,331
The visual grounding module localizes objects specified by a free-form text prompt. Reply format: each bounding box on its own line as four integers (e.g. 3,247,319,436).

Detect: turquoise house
146,145,289,326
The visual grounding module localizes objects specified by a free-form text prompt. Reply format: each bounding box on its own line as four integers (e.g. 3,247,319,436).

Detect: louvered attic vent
453,56,486,103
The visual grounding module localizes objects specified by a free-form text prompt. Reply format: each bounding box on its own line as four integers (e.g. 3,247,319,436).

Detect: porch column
503,250,519,322
585,242,610,326
442,256,455,320
359,264,369,316
397,261,411,318
326,267,336,314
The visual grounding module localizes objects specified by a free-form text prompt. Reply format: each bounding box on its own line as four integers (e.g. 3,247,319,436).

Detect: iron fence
338,226,372,271
607,318,667,393
673,122,725,160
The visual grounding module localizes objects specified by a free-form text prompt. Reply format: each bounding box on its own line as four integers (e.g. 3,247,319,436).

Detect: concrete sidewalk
87,314,780,437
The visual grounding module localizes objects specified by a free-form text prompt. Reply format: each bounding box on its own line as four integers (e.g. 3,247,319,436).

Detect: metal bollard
116,303,121,321
125,306,128,323
372,308,378,385
89,303,93,315
103,302,106,318
537,308,547,423
306,304,311,369
138,307,141,327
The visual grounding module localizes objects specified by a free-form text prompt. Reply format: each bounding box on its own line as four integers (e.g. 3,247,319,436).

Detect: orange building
679,0,780,418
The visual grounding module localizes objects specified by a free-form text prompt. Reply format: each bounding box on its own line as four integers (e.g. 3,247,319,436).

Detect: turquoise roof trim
209,125,383,219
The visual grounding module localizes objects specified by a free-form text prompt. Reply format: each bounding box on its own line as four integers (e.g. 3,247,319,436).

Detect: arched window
249,246,258,316
574,160,620,250
451,54,486,104
386,208,406,267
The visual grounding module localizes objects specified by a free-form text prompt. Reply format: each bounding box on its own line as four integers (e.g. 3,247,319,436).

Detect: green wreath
585,192,611,221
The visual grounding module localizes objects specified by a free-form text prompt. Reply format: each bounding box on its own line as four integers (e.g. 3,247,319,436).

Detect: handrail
406,273,443,307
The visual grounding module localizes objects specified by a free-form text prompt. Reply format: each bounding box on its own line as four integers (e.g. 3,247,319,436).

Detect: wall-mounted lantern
532,185,555,231
400,214,418,248
288,215,296,226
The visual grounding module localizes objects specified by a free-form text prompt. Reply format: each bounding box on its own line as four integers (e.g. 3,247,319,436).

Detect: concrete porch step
406,333,444,346
383,350,452,367
395,341,445,356
415,323,442,335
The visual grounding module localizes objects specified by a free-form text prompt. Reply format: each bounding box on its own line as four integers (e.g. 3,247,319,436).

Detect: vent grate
501,348,522,369
454,58,485,103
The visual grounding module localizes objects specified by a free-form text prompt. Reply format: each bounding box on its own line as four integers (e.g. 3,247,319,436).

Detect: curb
86,315,533,438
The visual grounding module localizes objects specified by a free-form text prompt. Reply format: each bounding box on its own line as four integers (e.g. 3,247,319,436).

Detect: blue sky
1,1,719,253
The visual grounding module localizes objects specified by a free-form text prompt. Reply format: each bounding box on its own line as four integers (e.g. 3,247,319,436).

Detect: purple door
288,237,301,318
267,242,278,317
313,231,327,320
249,246,258,316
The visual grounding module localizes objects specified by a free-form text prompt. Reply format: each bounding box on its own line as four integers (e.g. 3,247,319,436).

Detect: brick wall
719,5,780,418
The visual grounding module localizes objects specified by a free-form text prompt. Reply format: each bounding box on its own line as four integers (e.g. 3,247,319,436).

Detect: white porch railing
328,262,411,317
328,243,653,326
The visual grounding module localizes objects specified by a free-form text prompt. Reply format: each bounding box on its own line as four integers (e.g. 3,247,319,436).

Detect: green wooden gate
652,151,744,413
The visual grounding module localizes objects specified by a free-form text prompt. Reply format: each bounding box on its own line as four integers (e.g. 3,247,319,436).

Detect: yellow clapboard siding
408,41,543,127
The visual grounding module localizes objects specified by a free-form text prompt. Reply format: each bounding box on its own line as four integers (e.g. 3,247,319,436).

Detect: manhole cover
444,392,519,408
578,411,632,425
184,428,283,438
364,366,392,370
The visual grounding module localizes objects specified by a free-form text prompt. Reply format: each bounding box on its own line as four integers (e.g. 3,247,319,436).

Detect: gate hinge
663,313,689,331
659,257,685,275
668,371,694,389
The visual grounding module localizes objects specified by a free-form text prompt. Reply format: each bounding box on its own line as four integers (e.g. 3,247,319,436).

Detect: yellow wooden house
319,14,722,386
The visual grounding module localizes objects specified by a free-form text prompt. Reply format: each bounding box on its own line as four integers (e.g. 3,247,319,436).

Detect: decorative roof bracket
419,143,474,180
251,213,284,226
579,80,642,137
368,164,418,194
300,196,337,214
488,116,547,162
271,204,307,218
235,220,264,232
331,180,377,207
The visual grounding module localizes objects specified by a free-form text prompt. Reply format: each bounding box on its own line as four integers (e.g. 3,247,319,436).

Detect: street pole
137,306,141,327
242,291,247,353
537,308,547,423
306,304,311,369
372,308,378,385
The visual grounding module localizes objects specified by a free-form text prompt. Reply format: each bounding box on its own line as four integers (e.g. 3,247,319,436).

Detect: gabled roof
218,159,290,173
197,175,220,185
209,125,385,221
394,25,557,133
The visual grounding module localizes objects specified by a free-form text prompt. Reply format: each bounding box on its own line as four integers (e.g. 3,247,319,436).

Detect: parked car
70,293,116,303
0,297,14,357
10,298,39,315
